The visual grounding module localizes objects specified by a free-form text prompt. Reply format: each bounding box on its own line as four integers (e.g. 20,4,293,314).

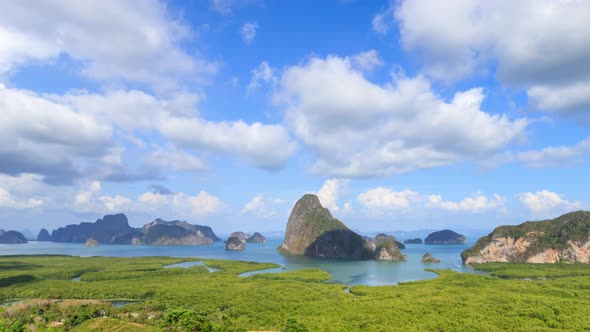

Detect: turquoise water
0,238,484,286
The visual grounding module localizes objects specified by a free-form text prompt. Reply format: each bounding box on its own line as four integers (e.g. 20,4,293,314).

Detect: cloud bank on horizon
0,0,589,233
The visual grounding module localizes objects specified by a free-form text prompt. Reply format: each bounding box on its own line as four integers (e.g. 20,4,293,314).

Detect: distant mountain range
41,213,221,246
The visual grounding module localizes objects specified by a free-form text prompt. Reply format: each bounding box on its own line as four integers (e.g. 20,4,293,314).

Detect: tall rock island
462,211,590,264
278,194,395,260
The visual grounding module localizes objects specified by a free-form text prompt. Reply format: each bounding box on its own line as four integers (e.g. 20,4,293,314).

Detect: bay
0,238,484,286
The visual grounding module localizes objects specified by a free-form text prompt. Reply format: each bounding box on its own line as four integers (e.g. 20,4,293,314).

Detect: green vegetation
250,268,331,283
1,255,590,330
462,210,590,262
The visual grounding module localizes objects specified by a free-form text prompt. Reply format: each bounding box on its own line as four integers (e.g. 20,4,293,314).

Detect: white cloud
160,117,296,170
0,85,113,184
393,0,590,87
315,178,349,212
57,89,296,172
519,190,583,218
241,194,282,218
358,187,419,210
427,193,505,213
528,82,590,114
211,0,258,15
247,61,277,92
372,7,393,34
241,22,258,45
358,186,505,214
351,50,383,73
73,181,222,218
0,1,216,89
515,137,590,168
275,55,527,177
0,185,43,209
172,191,222,217
146,147,207,172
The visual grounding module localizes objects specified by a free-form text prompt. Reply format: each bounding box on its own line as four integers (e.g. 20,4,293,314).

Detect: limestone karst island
1,1,590,331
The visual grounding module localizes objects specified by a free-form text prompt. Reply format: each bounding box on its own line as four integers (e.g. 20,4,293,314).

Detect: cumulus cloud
528,83,590,115
394,0,590,86
74,181,222,218
0,85,113,184
519,190,584,218
372,6,393,34
0,186,44,209
241,22,258,44
427,193,505,213
160,117,296,170
275,55,527,177
247,61,277,92
351,50,383,73
315,178,349,212
146,147,207,172
357,186,505,214
0,1,216,89
358,187,419,210
241,194,282,218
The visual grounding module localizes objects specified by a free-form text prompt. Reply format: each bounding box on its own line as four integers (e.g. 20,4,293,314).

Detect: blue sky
1,0,590,235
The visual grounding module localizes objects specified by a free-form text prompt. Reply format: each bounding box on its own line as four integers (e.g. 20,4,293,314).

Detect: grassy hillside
1,256,590,331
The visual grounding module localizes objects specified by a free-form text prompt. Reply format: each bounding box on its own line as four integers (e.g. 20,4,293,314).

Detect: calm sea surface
0,238,485,286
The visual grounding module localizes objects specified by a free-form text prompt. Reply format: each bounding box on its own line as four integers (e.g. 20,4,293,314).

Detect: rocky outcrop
0,230,28,244
229,232,249,242
421,253,440,263
404,238,423,244
278,194,374,259
138,219,219,245
37,228,52,241
49,215,220,245
368,234,405,261
425,230,467,245
462,211,590,264
247,232,266,244
51,214,134,244
85,238,99,247
225,236,246,250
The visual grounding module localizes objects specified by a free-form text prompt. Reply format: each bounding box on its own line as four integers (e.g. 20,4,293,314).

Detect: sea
0,238,485,286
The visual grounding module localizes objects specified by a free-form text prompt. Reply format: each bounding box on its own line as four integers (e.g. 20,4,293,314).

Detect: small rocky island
368,234,406,261
0,229,28,244
278,194,403,260
421,252,440,263
404,238,423,244
425,230,467,244
225,236,246,250
247,232,266,244
462,211,590,264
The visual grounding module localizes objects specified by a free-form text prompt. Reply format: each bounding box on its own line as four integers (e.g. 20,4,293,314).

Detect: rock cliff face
0,230,28,244
278,194,374,259
37,228,52,241
404,238,423,244
368,234,405,261
425,230,467,244
139,219,219,245
247,232,266,244
50,215,220,245
462,211,590,264
225,236,246,250
51,214,133,243
85,238,99,247
229,232,249,242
